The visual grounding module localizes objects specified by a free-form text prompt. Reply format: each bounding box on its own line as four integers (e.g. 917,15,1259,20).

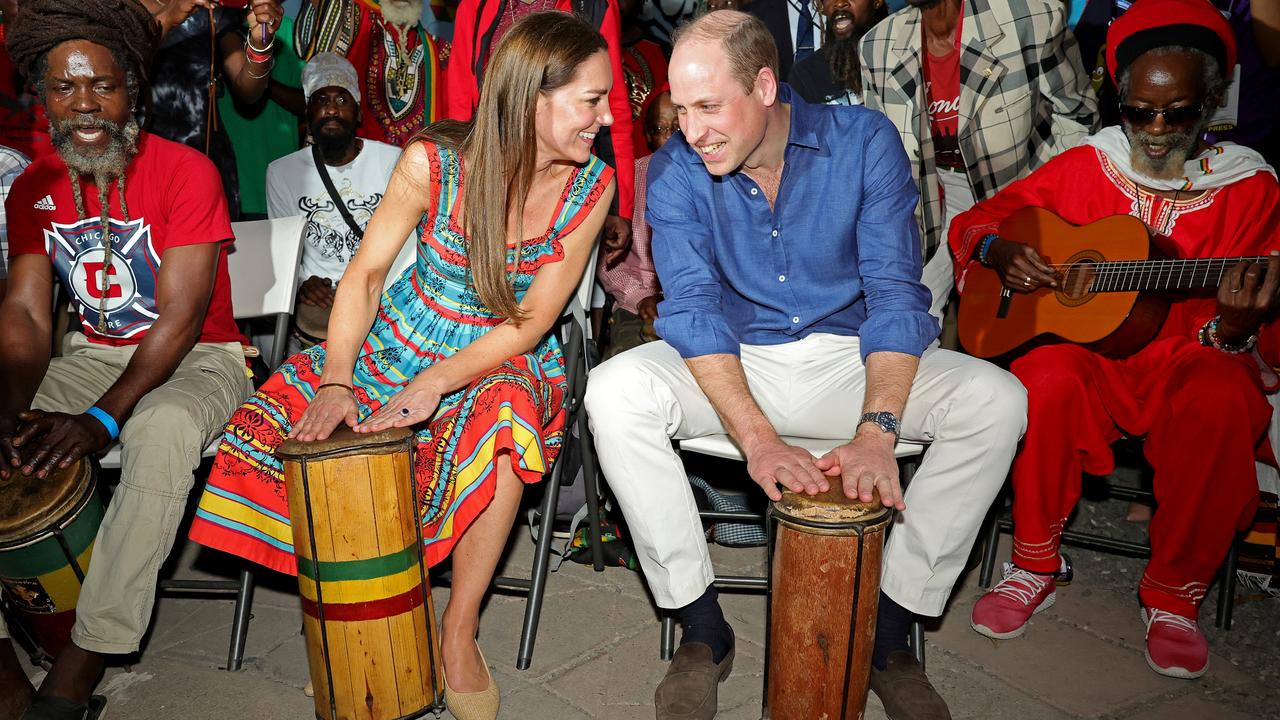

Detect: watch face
861,412,898,435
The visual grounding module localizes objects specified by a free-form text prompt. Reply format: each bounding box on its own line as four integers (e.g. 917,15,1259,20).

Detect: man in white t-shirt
267,53,401,337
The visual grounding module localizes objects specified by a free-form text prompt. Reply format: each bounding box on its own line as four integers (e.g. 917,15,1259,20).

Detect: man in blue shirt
585,10,1027,720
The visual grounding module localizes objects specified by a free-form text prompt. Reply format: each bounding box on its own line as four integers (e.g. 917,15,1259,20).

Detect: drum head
278,425,413,461
295,301,330,341
0,460,92,543
772,486,889,529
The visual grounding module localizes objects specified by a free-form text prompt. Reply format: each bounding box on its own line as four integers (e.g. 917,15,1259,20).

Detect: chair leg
660,613,676,661
578,409,606,572
1215,539,1239,631
516,456,567,670
226,569,255,671
978,495,1003,589
910,620,925,671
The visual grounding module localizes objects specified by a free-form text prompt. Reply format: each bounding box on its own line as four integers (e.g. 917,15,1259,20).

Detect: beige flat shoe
303,680,314,698
444,643,499,720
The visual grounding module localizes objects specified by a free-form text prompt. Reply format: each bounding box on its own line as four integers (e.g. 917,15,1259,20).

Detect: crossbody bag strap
311,143,365,240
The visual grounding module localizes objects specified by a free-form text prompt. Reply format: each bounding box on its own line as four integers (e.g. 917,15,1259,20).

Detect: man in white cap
266,52,403,345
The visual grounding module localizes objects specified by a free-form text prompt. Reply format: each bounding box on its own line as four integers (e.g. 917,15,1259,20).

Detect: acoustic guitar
957,207,1270,360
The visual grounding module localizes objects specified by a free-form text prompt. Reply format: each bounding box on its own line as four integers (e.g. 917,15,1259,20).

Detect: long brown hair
423,11,606,322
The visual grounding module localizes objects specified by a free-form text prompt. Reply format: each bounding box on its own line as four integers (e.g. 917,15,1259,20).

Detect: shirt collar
780,83,821,151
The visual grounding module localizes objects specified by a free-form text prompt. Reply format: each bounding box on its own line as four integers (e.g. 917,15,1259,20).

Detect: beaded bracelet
976,233,999,266
1198,315,1257,354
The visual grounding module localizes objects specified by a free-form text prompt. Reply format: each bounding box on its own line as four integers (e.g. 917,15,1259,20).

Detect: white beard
379,0,423,28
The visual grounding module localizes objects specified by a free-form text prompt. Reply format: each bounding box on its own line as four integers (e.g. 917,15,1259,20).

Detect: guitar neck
1087,256,1271,293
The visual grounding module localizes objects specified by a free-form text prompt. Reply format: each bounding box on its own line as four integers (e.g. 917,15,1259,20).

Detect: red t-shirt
5,132,242,346
923,9,963,172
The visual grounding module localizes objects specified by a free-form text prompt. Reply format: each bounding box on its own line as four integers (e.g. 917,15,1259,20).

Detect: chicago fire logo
44,217,159,339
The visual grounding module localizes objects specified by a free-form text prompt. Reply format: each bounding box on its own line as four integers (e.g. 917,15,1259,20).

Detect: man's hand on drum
355,377,442,433
2,410,111,480
814,431,906,511
745,437,829,502
291,385,360,442
987,238,1058,293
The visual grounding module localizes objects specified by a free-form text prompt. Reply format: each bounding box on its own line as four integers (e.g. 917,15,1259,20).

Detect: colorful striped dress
190,142,613,573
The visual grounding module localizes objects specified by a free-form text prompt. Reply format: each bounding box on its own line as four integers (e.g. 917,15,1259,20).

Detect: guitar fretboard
1079,256,1272,293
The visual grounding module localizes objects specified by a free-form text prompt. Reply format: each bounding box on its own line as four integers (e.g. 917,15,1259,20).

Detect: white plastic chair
95,215,306,671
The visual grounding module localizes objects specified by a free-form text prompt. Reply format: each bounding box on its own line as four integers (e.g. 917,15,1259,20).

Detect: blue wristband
978,234,998,265
85,406,120,440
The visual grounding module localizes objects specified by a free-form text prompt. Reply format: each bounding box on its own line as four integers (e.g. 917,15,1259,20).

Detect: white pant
584,333,1027,616
921,168,979,319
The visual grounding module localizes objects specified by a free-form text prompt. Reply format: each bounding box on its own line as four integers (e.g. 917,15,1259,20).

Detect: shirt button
750,188,759,196
771,229,779,238
791,316,801,324
778,275,786,282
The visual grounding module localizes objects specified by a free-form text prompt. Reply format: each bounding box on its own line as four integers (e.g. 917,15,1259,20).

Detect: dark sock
678,586,733,663
872,591,914,671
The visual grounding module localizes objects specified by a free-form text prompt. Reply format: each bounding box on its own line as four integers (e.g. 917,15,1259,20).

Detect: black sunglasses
1117,103,1204,127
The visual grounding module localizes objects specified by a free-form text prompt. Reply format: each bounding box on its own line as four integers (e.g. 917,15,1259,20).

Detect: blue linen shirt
647,84,939,361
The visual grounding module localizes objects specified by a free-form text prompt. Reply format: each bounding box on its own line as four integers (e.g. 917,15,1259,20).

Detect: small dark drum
766,487,892,720
0,458,102,659
294,301,330,347
278,426,444,720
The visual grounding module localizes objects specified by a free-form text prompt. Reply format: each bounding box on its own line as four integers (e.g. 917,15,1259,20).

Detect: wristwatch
858,411,900,439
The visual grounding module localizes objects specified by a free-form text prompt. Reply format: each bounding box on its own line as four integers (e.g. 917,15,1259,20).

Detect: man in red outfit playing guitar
951,0,1280,681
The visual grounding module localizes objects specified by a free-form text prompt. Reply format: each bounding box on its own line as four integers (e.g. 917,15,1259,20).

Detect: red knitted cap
1106,0,1236,84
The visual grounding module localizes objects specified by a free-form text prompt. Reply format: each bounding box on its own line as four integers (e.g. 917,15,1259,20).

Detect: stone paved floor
14,517,1279,719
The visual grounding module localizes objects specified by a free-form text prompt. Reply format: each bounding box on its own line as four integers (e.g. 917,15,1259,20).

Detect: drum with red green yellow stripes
0,458,101,661
278,426,444,720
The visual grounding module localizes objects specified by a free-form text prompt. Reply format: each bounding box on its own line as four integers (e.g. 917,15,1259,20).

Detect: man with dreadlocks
0,1,250,716
788,0,885,106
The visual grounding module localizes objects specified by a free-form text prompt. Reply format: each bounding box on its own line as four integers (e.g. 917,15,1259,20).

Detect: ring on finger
399,407,411,417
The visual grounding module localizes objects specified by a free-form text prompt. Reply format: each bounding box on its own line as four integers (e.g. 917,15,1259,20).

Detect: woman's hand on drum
354,380,442,433
815,433,907,511
745,437,830,502
291,386,359,442
4,410,111,480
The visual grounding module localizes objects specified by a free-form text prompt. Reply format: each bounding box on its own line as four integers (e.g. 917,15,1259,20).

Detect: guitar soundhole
1056,251,1106,307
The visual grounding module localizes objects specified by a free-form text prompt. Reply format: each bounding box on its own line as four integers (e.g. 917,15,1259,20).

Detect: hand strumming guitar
986,238,1059,293
1216,252,1280,344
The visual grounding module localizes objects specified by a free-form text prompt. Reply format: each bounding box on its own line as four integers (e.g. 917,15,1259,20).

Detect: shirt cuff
858,310,940,361
655,311,740,358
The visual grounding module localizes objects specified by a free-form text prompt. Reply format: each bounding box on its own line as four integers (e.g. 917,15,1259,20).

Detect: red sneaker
1142,608,1208,679
971,565,1056,639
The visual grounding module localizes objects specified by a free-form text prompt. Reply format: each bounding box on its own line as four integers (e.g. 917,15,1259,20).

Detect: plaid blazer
859,0,1098,260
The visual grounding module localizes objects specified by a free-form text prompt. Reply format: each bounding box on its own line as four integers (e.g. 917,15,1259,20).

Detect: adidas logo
33,195,56,211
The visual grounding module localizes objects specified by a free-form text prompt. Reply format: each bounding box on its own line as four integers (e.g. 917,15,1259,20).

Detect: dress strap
550,155,615,239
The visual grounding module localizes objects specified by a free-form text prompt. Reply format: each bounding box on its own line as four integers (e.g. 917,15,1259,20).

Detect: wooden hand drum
765,487,892,720
0,458,102,661
278,426,444,720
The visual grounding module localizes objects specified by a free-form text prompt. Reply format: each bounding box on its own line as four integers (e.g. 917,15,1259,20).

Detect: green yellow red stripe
300,585,426,621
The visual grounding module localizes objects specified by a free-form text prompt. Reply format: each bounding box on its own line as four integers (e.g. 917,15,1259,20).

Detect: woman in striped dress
189,12,616,718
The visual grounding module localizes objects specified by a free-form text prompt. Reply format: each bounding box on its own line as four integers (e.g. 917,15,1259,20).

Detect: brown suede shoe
654,642,735,720
869,651,952,720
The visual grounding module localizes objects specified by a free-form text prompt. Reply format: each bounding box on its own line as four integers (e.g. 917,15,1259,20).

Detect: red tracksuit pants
1009,340,1267,618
